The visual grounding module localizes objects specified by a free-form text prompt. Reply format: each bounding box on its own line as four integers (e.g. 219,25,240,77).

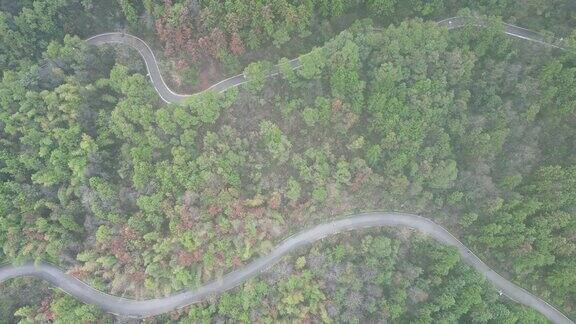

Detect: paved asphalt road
85,17,563,104
1,17,572,323
1,213,573,322
84,34,302,103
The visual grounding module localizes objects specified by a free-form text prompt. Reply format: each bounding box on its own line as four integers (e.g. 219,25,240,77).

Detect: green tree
298,47,326,79
259,120,292,163
428,159,458,189
118,0,138,25
50,295,103,323
279,57,298,85
244,60,273,93
285,177,301,203
367,0,397,17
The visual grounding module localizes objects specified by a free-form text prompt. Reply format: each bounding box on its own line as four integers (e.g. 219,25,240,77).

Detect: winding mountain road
84,34,301,103
1,213,572,323
85,16,563,104
1,17,572,323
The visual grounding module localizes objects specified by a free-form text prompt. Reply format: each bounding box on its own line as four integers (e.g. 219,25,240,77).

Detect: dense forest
1,0,575,322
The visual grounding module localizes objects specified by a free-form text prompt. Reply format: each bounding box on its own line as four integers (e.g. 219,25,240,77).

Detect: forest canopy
1,0,575,322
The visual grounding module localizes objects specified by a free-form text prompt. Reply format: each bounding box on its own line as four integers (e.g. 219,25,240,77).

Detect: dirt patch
197,62,220,91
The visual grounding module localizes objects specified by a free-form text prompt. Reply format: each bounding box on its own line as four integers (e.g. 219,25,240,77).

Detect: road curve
0,212,572,323
84,34,302,103
85,17,563,104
